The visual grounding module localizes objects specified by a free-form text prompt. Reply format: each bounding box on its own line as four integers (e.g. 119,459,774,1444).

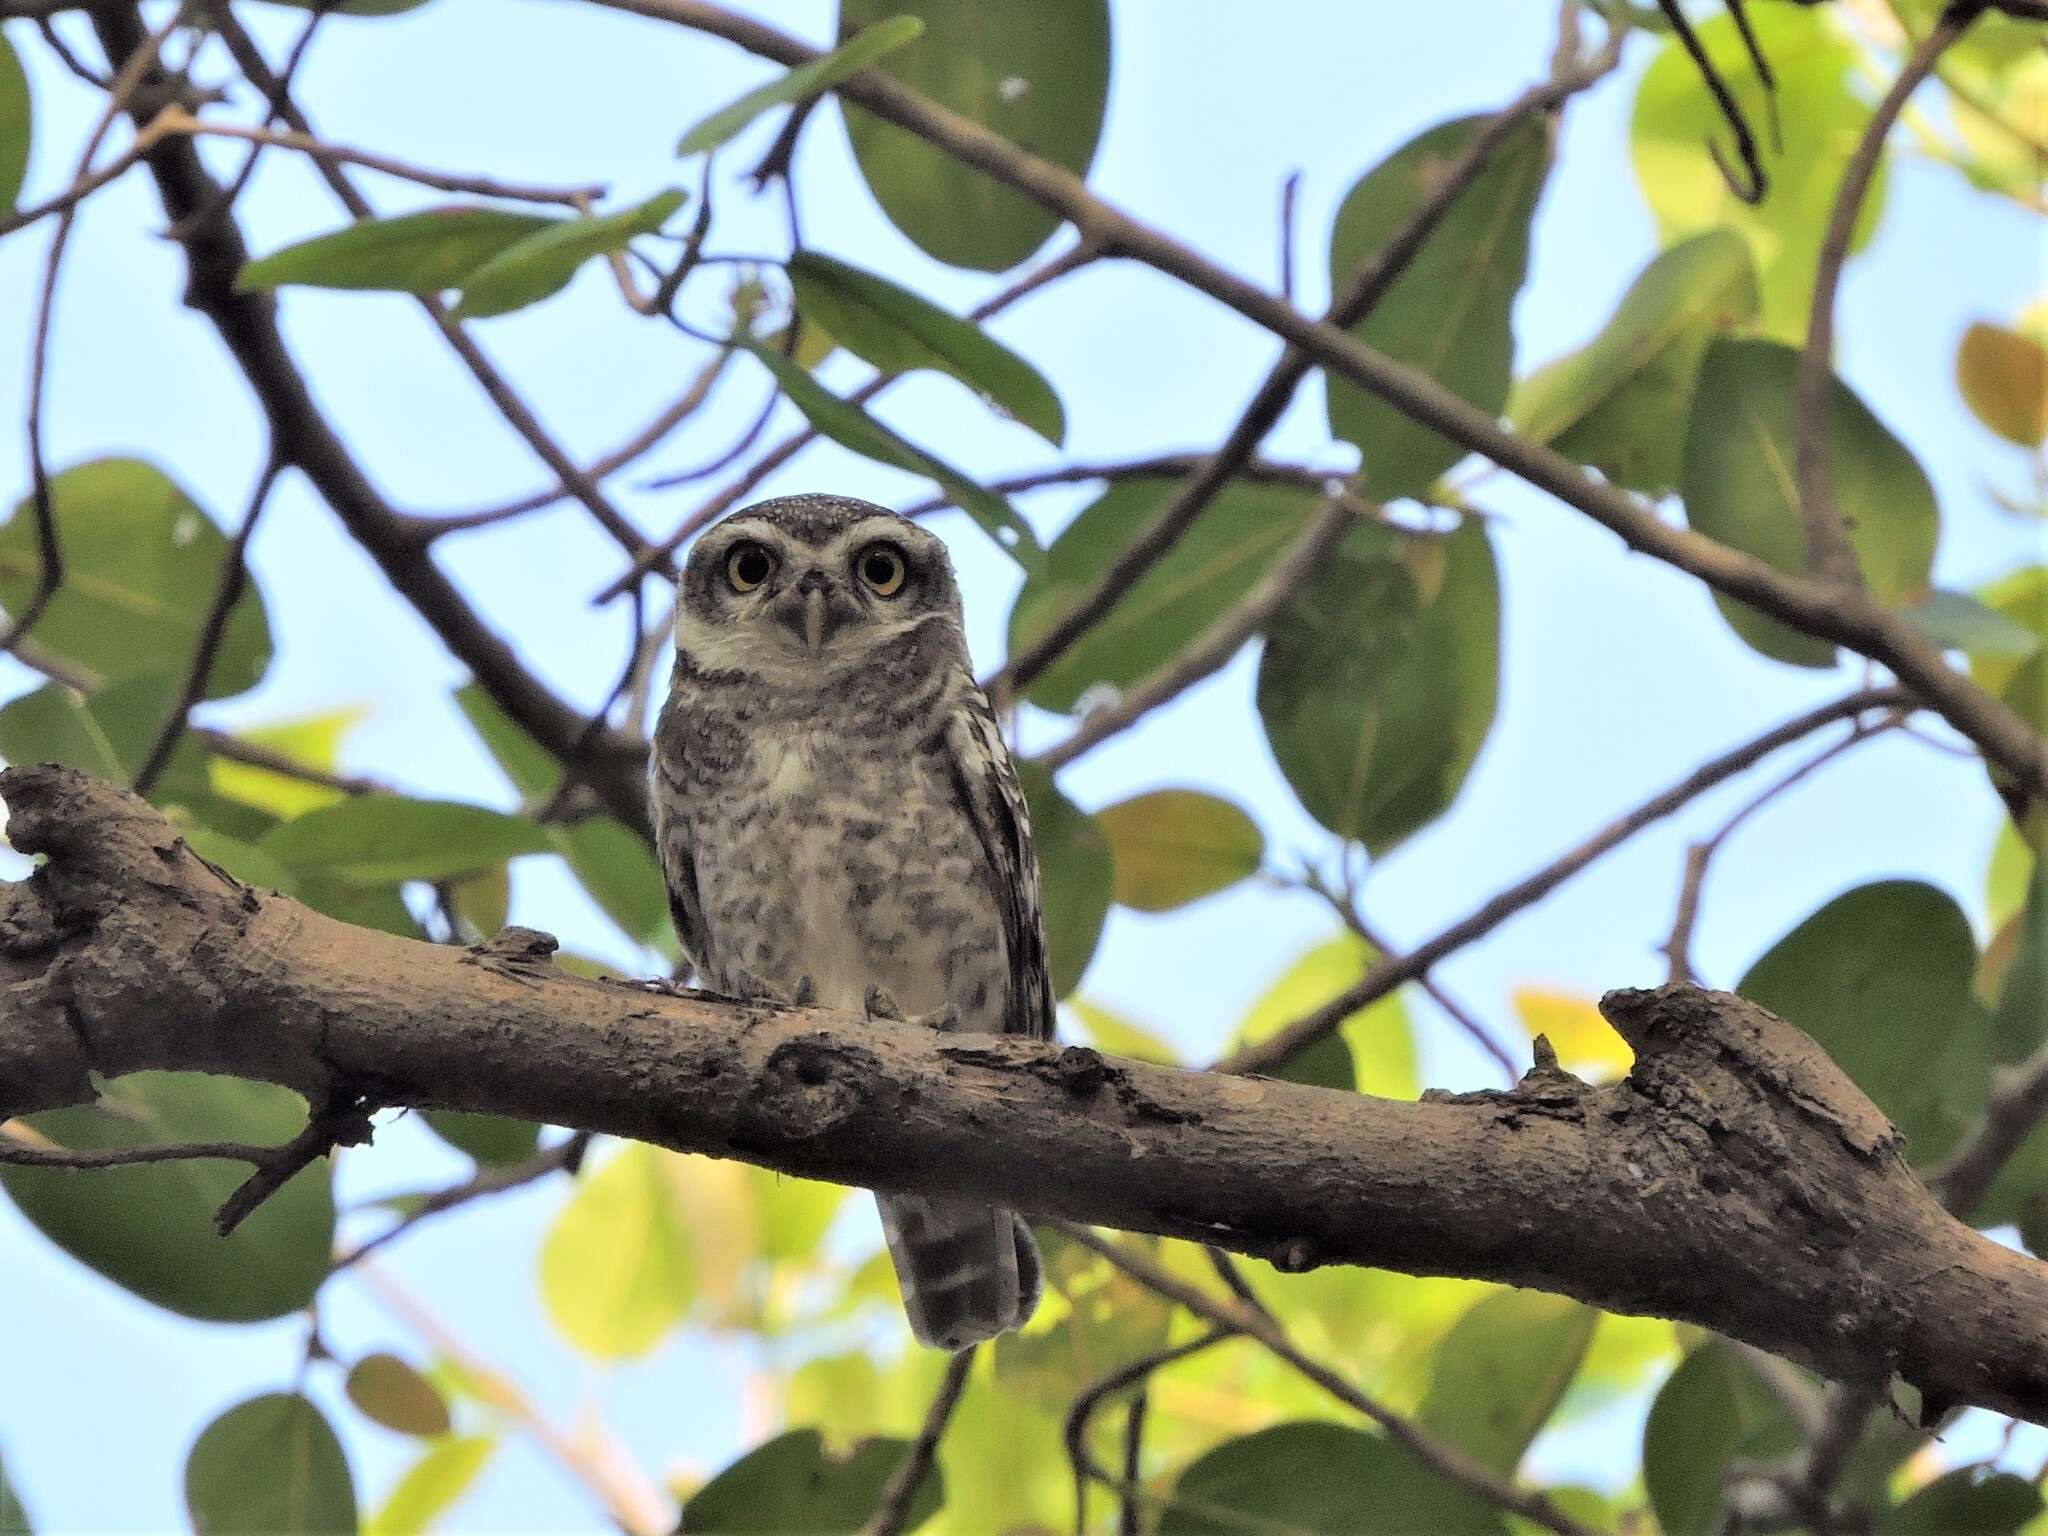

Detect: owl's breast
684,725,1009,1030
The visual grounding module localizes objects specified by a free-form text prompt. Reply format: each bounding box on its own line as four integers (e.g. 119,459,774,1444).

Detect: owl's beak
772,570,856,654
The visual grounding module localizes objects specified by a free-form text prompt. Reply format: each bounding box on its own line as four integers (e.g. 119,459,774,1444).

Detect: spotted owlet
651,493,1050,1350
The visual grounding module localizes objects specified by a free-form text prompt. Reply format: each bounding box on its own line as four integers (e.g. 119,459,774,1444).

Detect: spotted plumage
652,493,1049,1350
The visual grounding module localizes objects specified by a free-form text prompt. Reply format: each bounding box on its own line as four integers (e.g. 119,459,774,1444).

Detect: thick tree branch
2,765,2044,1428
589,0,2048,798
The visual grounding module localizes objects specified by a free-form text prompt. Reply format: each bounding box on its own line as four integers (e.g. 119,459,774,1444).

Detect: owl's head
675,494,965,675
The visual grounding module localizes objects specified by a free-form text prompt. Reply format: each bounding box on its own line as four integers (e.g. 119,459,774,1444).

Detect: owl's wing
650,731,710,980
942,686,1055,1041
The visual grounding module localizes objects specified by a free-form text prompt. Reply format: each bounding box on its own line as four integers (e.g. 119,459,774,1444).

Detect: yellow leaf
1512,986,1634,1080
1958,321,2048,447
208,707,366,819
538,1142,693,1358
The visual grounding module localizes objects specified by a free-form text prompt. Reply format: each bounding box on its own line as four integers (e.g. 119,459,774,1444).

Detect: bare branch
859,1349,976,1536
1063,1328,1233,1533
1222,688,1912,1075
984,15,1625,704
1030,491,1366,772
1060,1225,1603,1536
1795,1,1981,590
132,456,285,797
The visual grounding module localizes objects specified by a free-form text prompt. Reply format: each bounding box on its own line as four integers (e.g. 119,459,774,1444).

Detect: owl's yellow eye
725,541,776,592
857,543,907,597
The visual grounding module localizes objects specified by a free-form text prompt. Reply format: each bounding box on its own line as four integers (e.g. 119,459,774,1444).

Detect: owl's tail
876,1193,1042,1351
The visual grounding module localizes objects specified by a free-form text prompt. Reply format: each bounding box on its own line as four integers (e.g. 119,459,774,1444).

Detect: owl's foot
864,985,960,1033
712,965,813,1007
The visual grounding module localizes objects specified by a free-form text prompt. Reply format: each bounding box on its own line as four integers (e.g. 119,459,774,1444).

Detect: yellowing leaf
208,709,365,819
1236,933,1416,1098
1096,789,1264,912
1065,998,1180,1064
1511,986,1633,1080
538,1143,693,1358
1958,321,2048,447
366,1436,494,1536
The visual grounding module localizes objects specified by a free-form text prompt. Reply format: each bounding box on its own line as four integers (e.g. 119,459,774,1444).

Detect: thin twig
1059,1225,1600,1536
353,1261,674,1536
4,8,197,658
1117,1391,1148,1536
987,15,1624,703
417,349,734,535
1277,169,1301,307
1795,1,1979,590
1662,714,1901,984
1030,491,1365,770
1300,865,1522,1080
858,1348,976,1536
133,456,286,797
1063,1328,1233,1535
214,1084,375,1236
1930,1032,2048,1217
1653,0,1768,202
158,108,608,205
1220,687,1913,1075
0,1130,271,1170
330,1131,591,1275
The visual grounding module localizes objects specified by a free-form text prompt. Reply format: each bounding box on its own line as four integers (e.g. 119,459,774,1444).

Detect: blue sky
0,0,2041,1528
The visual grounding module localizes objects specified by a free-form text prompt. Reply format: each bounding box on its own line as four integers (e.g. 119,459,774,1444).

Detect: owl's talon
792,974,817,1008
864,984,904,1022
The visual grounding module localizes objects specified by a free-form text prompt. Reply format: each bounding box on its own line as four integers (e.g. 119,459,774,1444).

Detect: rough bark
2,765,2043,1427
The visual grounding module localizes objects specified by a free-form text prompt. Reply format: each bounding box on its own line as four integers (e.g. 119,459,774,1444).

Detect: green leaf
1632,5,1883,339
0,459,273,697
421,1110,539,1169
677,15,924,157
1642,1344,1800,1536
539,1142,693,1358
840,0,1109,271
261,796,551,883
454,685,670,946
1017,763,1111,998
0,31,29,214
0,1072,334,1323
1006,475,1329,714
238,206,556,293
185,1394,357,1536
452,189,686,320
366,1436,493,1536
1680,338,1939,667
1095,789,1263,912
209,709,364,821
788,250,1064,442
684,1428,941,1534
346,1353,452,1439
1900,590,2043,659
1234,933,1417,1098
1158,1423,1508,1535
1958,322,2048,447
1510,230,1759,495
747,342,1038,564
1326,114,1548,502
1417,1290,1597,1475
1879,1469,2043,1534
1739,881,1987,1167
1257,519,1499,854
0,1451,31,1535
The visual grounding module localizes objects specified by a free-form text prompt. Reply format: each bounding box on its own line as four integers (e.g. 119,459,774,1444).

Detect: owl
652,493,1051,1351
